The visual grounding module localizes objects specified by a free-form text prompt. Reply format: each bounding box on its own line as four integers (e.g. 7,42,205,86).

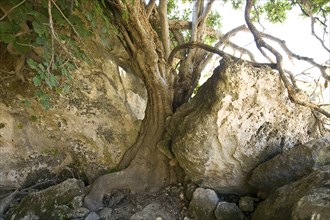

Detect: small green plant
0,0,112,109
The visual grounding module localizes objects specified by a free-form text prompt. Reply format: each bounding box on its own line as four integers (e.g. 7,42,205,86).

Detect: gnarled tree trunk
84,0,175,211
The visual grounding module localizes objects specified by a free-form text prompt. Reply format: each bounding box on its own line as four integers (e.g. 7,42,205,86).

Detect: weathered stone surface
130,203,174,220
215,202,247,220
249,137,330,192
7,179,85,220
85,212,100,220
188,188,219,220
0,58,147,190
170,60,318,194
98,207,113,220
238,196,258,212
252,165,330,220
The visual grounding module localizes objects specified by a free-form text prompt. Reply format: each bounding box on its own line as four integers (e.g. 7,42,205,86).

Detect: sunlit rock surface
170,59,319,194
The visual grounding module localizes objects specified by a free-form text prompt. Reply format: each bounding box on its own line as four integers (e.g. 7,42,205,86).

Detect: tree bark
84,0,175,211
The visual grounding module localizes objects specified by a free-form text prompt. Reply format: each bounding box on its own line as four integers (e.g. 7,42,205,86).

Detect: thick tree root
84,152,171,212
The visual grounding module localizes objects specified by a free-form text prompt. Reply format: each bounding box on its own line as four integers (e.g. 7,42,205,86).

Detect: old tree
1,0,329,211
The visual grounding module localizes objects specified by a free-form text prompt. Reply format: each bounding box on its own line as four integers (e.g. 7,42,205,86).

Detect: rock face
249,137,330,192
0,58,147,190
170,59,318,194
252,165,330,220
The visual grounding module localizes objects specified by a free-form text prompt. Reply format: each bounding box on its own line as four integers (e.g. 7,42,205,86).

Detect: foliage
0,0,111,109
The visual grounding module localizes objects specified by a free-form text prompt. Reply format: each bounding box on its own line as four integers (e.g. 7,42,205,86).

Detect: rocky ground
1,178,257,220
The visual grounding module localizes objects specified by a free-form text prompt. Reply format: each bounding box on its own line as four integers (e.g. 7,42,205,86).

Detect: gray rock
215,202,247,220
71,196,84,209
170,60,319,194
73,207,90,218
238,196,258,212
130,203,174,220
249,137,330,192
7,179,85,220
291,191,330,220
185,183,198,201
252,165,330,220
85,212,100,220
98,207,113,220
188,188,219,220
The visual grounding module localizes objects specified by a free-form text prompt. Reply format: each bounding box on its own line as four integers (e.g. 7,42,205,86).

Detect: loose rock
6,179,85,220
85,212,100,220
252,165,330,220
215,202,247,220
130,203,174,220
249,137,330,192
98,207,113,220
239,196,258,212
188,188,219,220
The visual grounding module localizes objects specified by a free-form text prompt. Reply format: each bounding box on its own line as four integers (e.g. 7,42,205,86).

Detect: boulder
170,59,318,194
249,137,330,192
215,202,247,220
252,165,330,220
188,188,219,220
0,58,147,190
6,179,85,220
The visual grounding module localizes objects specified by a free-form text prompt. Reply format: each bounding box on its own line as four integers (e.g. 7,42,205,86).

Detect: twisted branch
244,0,330,118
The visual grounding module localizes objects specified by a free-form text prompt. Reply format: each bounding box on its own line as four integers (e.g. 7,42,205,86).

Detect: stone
130,203,174,220
252,165,330,220
188,188,219,220
238,196,258,212
185,183,198,201
215,202,247,220
98,207,113,220
85,212,100,220
71,196,84,209
73,207,90,218
0,53,147,190
249,137,330,192
7,179,85,220
170,60,319,194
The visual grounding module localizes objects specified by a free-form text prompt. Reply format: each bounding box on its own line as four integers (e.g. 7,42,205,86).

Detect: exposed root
84,150,171,212
0,179,58,218
0,190,18,218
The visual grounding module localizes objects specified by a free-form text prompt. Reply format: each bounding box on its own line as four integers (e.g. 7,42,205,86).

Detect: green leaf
0,33,15,43
32,21,47,36
27,59,38,69
62,84,70,93
13,40,30,54
32,75,42,86
0,21,16,33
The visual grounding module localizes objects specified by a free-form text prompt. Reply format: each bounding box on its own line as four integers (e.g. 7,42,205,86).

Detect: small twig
51,0,83,43
47,0,55,74
310,16,330,53
0,0,27,21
